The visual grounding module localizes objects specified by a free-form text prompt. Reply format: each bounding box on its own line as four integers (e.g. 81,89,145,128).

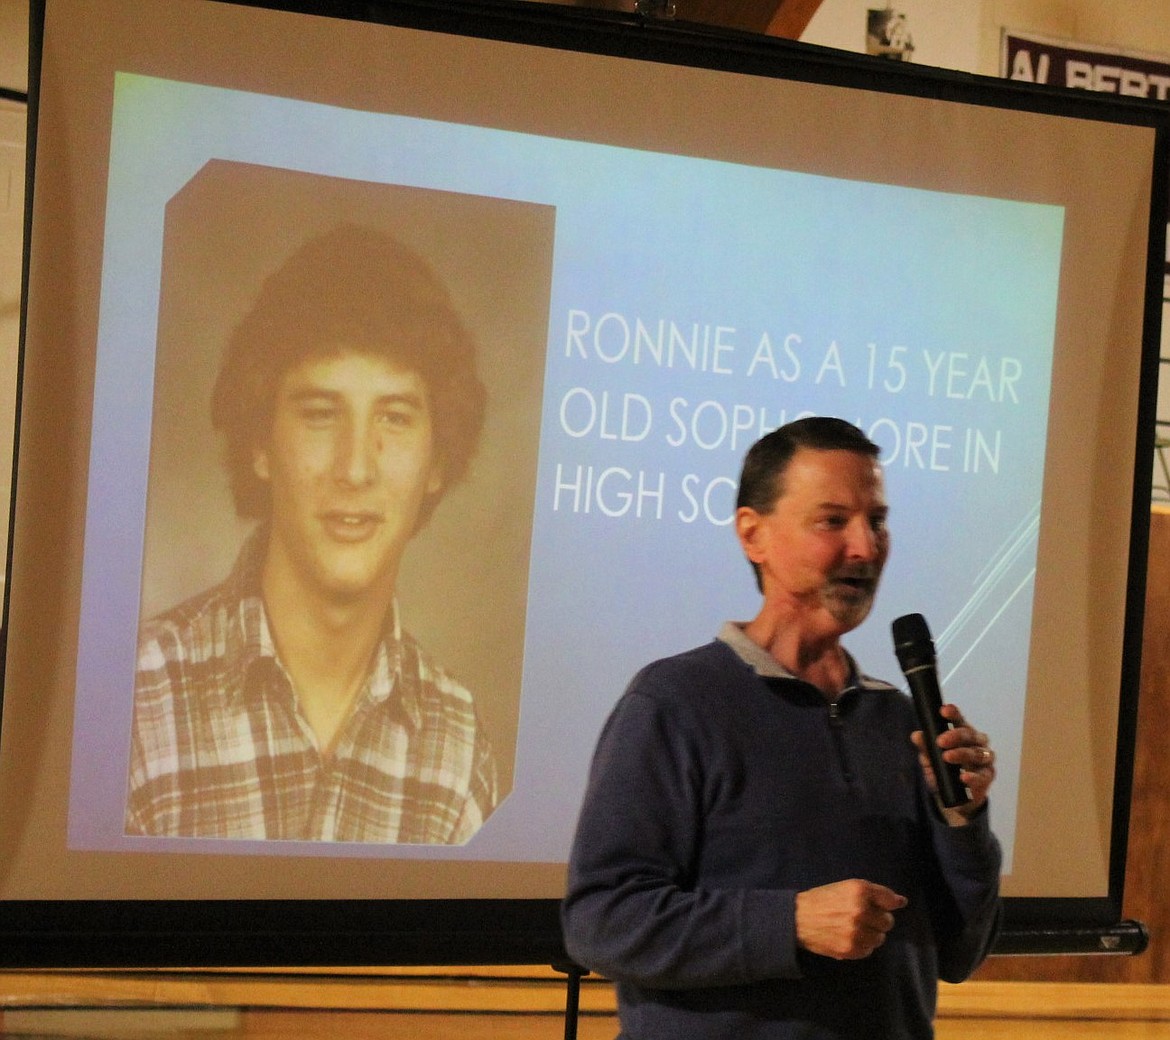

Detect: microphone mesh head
891,612,931,648
892,612,934,670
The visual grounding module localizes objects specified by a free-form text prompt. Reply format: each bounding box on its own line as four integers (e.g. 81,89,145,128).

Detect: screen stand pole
553,961,588,1040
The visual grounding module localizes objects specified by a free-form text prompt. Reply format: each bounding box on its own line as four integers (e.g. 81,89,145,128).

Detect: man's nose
845,517,880,561
334,421,378,486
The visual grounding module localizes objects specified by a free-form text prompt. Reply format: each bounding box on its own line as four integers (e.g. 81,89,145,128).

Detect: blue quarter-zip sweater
562,627,1001,1039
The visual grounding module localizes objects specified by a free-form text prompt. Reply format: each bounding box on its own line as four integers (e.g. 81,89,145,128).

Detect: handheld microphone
891,613,970,808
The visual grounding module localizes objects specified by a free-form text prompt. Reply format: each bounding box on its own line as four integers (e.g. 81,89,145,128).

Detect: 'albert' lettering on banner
1003,30,1170,102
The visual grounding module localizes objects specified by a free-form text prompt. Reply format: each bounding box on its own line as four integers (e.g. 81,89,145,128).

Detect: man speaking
562,416,1001,1038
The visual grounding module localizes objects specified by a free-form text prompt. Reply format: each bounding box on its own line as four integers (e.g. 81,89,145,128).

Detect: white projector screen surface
0,0,1163,961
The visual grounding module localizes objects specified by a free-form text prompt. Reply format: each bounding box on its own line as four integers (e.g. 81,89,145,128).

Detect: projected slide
67,73,1064,867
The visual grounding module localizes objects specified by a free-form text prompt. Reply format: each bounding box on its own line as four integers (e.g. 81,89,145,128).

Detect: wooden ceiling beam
765,0,822,38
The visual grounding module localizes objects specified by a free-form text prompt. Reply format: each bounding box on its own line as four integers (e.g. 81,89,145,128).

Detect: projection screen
0,0,1165,965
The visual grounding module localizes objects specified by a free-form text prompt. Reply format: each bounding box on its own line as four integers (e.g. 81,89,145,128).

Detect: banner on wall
1002,29,1170,101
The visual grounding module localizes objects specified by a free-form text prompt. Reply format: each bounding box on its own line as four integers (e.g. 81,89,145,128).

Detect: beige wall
804,0,981,69
980,0,1170,74
805,0,1170,75
0,102,21,562
0,0,25,93
0,0,24,576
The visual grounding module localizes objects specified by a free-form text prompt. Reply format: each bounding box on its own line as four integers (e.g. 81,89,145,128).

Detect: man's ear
735,506,766,565
252,446,271,483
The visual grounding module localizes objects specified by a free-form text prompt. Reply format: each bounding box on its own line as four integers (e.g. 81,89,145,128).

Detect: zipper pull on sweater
827,699,855,783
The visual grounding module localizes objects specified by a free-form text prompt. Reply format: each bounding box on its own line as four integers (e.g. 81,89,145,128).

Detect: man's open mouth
833,574,874,595
321,512,383,539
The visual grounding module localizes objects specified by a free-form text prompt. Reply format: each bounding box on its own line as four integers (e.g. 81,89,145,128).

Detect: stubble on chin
821,585,877,632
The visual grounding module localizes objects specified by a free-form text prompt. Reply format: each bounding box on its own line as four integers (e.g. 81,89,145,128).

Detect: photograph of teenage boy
127,222,500,844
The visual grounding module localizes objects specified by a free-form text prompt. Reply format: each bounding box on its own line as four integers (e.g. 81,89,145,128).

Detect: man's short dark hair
736,417,881,591
211,223,486,527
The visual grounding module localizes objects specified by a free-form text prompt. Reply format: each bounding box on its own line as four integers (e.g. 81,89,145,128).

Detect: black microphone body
891,613,970,809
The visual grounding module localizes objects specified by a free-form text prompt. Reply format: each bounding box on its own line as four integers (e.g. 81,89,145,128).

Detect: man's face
736,447,889,635
253,349,442,604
